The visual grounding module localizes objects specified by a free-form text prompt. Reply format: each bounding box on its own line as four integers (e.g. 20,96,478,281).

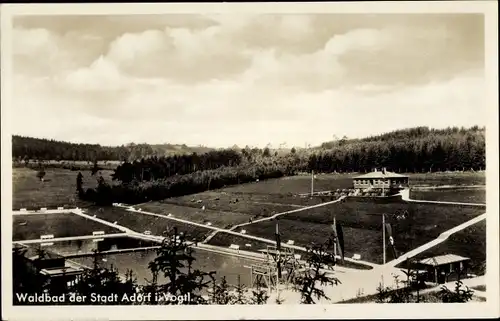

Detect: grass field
159,191,323,218
12,213,122,241
138,202,254,229
12,167,114,210
398,220,486,275
241,218,387,263
214,174,355,195
407,171,485,187
410,188,486,204
207,232,374,270
85,207,213,241
282,197,484,261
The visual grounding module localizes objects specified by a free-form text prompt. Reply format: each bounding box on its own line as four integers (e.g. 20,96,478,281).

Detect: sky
10,13,486,148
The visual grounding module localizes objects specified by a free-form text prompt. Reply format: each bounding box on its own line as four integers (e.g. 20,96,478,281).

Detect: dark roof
354,171,408,179
418,254,470,266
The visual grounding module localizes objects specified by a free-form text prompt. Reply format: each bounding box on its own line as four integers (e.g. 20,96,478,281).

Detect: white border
1,2,499,320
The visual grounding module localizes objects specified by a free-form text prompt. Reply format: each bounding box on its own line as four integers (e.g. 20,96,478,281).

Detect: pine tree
148,227,213,305
293,234,340,304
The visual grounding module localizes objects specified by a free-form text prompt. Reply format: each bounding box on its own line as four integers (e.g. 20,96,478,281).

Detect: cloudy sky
11,13,485,148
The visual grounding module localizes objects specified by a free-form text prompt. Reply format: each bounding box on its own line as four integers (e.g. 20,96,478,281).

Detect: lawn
241,218,385,263
283,197,485,257
85,206,213,241
12,213,122,241
160,192,309,218
12,167,114,210
214,173,355,195
407,171,485,187
139,202,255,229
165,190,325,207
410,188,486,204
207,232,373,270
398,220,486,275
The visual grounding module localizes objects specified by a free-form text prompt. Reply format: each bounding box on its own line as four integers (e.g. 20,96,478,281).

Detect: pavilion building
352,168,409,195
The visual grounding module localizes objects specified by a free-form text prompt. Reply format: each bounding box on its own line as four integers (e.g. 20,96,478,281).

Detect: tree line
308,128,485,173
79,161,297,205
112,150,242,183
12,136,214,162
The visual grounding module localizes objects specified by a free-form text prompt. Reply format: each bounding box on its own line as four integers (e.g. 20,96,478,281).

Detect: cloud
10,14,486,147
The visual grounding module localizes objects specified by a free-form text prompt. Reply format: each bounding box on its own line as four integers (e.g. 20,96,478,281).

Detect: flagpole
333,216,337,258
311,170,314,196
382,214,386,265
275,220,281,296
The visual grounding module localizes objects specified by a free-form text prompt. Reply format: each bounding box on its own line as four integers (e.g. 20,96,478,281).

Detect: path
13,208,77,215
399,188,486,207
248,201,306,208
14,232,130,245
386,213,487,267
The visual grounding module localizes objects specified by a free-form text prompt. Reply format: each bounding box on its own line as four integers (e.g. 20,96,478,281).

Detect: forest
73,126,486,205
309,126,485,173
11,135,213,162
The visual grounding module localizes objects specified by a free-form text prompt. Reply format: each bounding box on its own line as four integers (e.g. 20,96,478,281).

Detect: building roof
354,170,408,179
418,254,470,266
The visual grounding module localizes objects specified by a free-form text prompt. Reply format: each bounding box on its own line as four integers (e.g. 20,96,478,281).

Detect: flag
275,220,281,251
336,222,345,262
275,220,282,278
385,223,398,259
332,217,345,263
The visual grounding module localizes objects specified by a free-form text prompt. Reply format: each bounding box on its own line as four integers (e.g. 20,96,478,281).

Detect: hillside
11,135,214,162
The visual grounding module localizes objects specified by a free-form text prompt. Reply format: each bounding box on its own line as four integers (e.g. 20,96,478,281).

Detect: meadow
12,213,122,241
407,171,485,187
241,218,387,263
12,167,114,210
138,202,254,229
84,207,213,241
212,173,355,195
207,232,374,270
147,192,317,221
410,187,486,204
285,198,484,244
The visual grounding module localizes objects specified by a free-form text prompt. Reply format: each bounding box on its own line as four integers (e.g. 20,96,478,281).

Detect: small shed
16,245,84,287
418,254,471,284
